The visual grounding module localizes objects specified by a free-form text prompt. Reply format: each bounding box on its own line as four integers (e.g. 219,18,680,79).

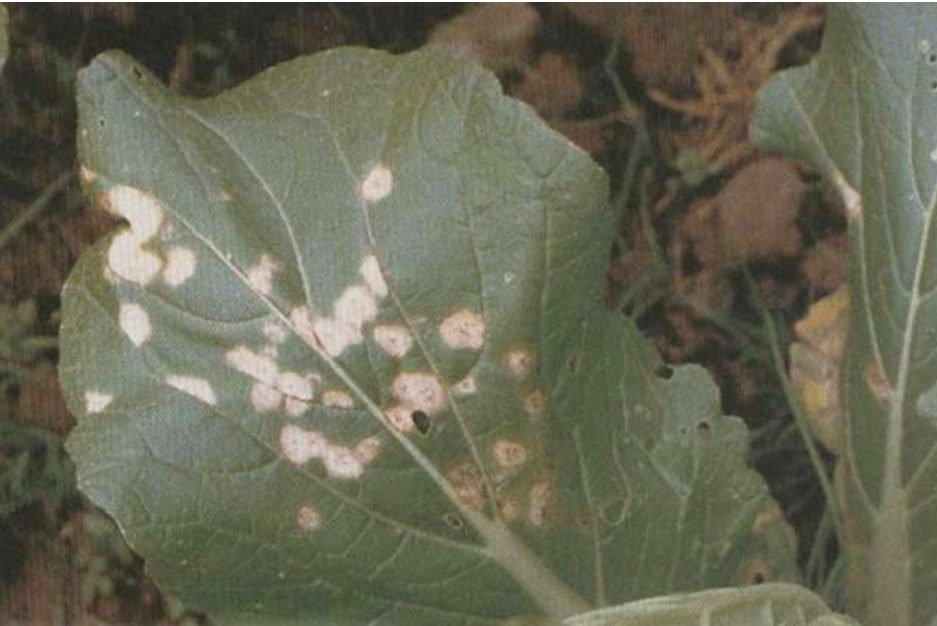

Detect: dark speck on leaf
412,410,431,435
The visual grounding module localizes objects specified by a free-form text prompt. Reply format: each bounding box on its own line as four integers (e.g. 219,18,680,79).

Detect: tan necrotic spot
119,303,151,347
296,504,322,531
385,405,415,432
354,437,381,464
392,372,447,414
447,463,485,511
439,309,485,350
162,246,197,287
246,253,278,295
506,349,533,378
373,325,412,357
528,479,554,527
360,163,393,203
523,390,546,420
493,439,528,468
85,391,113,414
360,254,388,298
322,390,354,409
500,498,521,522
165,375,217,406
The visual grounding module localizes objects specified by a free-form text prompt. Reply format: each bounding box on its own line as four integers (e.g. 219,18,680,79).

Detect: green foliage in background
752,6,937,626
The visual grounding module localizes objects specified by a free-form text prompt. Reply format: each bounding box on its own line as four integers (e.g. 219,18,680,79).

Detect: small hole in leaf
566,354,579,372
655,364,674,380
411,410,431,436
132,67,142,79
930,80,937,92
442,513,463,530
98,118,106,128
697,421,711,438
929,53,937,64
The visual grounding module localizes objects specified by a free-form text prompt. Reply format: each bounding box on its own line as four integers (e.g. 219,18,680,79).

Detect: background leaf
565,584,856,626
62,46,796,625
752,7,937,626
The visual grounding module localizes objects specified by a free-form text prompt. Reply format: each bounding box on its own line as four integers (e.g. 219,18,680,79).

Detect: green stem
749,274,846,555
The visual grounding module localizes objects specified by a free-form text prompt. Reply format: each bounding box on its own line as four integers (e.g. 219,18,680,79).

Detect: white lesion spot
360,163,393,203
528,479,554,527
523,389,546,420
322,389,354,409
250,383,283,413
296,504,322,531
506,349,533,378
831,171,862,220
226,346,278,385
262,322,288,345
118,303,152,347
452,375,477,396
106,185,164,239
493,439,528,468
166,375,217,406
354,437,381,464
313,286,379,357
104,185,166,285
85,390,113,414
439,308,485,350
360,255,388,298
284,397,310,417
246,253,278,295
373,325,412,357
280,424,327,466
385,405,415,432
79,166,99,183
392,372,447,414
334,286,378,330
108,232,163,286
279,425,374,479
322,445,365,479
276,371,315,401
290,306,317,345
162,246,197,287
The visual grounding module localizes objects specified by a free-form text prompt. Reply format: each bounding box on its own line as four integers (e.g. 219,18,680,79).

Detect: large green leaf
62,46,797,625
752,7,937,626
